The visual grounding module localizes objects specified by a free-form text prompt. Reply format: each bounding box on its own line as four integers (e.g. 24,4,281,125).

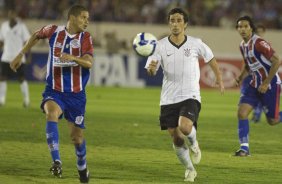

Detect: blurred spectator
1,0,282,30
104,31,128,55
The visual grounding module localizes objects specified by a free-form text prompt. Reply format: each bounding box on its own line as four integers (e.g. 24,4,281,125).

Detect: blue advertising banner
6,52,249,88
24,52,164,87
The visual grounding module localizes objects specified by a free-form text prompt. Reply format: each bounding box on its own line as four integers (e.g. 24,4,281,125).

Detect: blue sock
238,119,249,152
279,112,282,122
75,140,87,170
46,121,60,162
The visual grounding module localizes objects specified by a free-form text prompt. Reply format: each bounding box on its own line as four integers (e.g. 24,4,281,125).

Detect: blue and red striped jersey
36,24,94,93
239,34,280,88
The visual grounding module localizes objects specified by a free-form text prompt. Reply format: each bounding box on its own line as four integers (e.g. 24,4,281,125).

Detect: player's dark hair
167,8,188,23
236,15,256,33
67,4,87,20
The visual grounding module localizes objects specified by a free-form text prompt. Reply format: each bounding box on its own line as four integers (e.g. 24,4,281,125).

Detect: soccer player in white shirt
145,8,224,182
0,9,30,107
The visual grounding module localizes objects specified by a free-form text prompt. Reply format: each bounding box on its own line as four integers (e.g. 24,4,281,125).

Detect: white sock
0,81,7,104
20,80,30,105
187,126,197,146
173,144,195,171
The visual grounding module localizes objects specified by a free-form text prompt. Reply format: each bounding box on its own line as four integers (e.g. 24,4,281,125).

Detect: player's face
237,20,253,41
169,13,187,36
72,11,89,32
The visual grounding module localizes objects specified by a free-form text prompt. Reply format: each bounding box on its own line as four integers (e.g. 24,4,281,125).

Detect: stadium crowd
1,0,282,29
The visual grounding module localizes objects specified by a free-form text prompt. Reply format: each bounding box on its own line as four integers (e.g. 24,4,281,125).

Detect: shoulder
36,24,58,38
186,35,203,44
82,31,92,38
41,24,58,31
157,36,168,44
253,36,271,50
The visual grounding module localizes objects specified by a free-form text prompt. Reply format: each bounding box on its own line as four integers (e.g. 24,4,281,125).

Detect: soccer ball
133,32,157,57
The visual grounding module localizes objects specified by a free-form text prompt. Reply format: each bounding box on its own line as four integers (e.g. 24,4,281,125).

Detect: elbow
84,63,92,69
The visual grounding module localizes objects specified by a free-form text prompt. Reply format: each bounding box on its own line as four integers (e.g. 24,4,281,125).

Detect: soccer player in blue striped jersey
10,5,93,183
235,16,281,156
240,24,266,123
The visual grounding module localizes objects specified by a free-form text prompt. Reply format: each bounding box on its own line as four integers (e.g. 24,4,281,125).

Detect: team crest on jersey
184,48,191,57
70,39,80,48
75,115,84,125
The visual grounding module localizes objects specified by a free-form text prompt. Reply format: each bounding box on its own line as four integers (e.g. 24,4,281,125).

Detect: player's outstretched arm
208,58,225,94
10,32,40,72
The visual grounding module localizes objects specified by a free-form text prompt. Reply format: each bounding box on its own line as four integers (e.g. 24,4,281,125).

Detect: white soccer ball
133,32,157,57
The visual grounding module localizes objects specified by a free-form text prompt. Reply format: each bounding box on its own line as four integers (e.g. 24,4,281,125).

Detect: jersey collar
168,35,187,49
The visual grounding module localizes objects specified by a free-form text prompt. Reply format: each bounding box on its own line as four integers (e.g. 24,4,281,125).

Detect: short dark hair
167,8,188,23
67,4,87,20
236,15,256,33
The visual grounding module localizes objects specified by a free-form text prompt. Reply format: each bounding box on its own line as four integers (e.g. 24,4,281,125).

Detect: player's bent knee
71,135,83,145
45,111,60,121
179,123,192,135
237,110,249,119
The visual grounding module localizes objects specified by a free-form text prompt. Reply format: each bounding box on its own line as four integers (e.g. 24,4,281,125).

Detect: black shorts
159,99,201,130
0,62,25,79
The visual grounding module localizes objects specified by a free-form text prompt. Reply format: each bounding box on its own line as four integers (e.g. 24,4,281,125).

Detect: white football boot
184,169,197,182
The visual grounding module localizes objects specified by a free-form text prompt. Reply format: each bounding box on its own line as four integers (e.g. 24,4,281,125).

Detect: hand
10,53,23,72
147,60,158,76
59,53,75,62
216,79,225,94
258,81,269,93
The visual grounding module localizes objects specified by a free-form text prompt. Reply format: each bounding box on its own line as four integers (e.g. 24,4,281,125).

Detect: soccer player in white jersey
145,8,224,182
10,5,93,183
234,16,281,157
0,9,30,107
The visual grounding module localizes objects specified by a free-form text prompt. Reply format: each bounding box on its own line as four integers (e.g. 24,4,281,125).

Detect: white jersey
0,19,30,63
145,35,214,105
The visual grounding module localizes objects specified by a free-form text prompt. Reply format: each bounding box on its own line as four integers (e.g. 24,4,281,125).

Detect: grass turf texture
0,82,282,184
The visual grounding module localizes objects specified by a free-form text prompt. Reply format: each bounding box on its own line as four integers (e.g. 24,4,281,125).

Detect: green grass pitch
0,82,282,184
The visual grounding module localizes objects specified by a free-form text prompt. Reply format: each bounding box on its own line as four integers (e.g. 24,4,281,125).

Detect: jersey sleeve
254,38,274,60
81,32,94,56
198,39,214,63
36,24,57,39
144,40,161,71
